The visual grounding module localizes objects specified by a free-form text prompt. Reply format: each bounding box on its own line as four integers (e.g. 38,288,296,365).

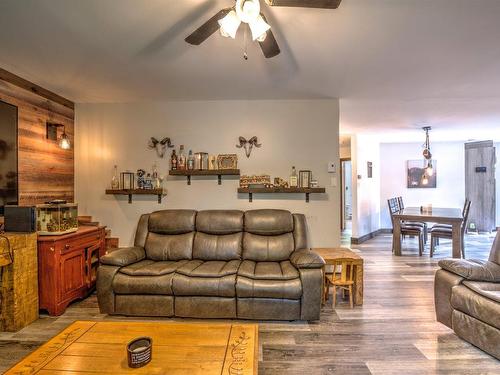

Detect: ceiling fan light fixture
236,0,261,24
249,15,271,41
218,10,241,39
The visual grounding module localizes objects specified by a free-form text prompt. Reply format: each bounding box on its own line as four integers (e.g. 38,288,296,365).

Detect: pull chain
243,26,248,60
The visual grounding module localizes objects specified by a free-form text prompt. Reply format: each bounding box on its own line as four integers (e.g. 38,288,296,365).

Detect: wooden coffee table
6,321,259,374
313,247,364,306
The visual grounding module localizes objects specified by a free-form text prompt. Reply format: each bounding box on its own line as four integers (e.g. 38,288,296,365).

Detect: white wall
351,134,381,238
75,100,340,247
379,141,467,228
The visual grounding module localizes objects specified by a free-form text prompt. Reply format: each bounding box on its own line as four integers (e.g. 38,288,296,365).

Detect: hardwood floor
1,233,499,374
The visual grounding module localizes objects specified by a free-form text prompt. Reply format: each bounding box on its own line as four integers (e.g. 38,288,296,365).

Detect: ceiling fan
185,0,342,59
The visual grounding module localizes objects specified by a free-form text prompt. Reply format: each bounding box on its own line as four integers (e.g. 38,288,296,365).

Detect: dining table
392,207,464,258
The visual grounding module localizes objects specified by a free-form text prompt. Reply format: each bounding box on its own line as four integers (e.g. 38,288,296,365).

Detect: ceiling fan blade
185,8,232,45
265,0,342,9
259,14,280,58
259,29,280,58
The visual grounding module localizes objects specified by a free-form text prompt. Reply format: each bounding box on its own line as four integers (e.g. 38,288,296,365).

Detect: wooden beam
0,67,74,110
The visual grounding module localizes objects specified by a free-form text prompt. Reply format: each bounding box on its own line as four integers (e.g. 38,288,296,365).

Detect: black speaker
4,206,37,233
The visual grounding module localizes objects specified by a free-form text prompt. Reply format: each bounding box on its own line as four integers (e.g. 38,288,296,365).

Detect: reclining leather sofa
435,230,500,359
97,209,325,320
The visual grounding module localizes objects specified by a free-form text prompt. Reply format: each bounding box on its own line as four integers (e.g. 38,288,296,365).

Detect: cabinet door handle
49,247,55,252
65,244,70,249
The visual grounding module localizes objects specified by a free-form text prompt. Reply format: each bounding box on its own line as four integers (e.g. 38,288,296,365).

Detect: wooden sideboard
0,232,38,331
37,226,106,316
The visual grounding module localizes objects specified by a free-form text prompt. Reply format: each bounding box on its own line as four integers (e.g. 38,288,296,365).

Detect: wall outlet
328,161,336,173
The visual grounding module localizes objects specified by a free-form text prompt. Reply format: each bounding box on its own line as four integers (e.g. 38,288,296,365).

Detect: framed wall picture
407,160,436,188
217,154,238,170
299,170,312,188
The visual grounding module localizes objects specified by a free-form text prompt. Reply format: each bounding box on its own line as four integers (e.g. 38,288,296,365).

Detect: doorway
340,159,352,237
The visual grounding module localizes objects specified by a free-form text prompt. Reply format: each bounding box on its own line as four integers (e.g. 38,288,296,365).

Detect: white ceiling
1,0,500,139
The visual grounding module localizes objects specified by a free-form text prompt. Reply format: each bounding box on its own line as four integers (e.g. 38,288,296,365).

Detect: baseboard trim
351,229,385,244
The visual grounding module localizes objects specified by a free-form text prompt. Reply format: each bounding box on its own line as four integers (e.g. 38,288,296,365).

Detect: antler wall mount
236,136,262,158
148,137,174,158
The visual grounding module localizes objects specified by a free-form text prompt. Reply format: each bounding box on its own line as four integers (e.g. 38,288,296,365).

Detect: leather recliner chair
434,230,500,359
97,209,325,320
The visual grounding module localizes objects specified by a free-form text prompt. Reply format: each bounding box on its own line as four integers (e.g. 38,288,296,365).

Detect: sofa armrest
100,246,145,267
438,259,500,282
290,249,325,269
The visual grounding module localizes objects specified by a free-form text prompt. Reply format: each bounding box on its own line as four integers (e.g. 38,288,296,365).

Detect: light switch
328,161,336,173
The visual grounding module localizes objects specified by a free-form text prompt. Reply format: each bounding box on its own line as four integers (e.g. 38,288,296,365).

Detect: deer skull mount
236,136,262,158
148,137,174,158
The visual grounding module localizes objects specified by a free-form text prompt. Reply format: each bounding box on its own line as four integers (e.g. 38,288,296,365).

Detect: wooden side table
312,247,364,306
0,232,38,332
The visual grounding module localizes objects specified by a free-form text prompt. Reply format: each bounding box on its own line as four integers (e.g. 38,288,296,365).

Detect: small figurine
136,169,146,189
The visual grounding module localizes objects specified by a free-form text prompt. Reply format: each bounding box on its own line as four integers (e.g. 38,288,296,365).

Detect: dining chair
430,198,470,246
430,200,471,258
324,258,355,308
397,196,428,243
388,198,425,256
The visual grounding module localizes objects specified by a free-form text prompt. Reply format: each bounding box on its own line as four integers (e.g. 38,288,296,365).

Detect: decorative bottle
111,165,120,189
187,150,195,170
289,166,298,188
178,145,186,170
170,149,178,170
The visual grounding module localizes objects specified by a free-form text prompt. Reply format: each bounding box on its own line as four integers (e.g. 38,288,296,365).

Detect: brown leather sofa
434,231,500,359
97,209,325,320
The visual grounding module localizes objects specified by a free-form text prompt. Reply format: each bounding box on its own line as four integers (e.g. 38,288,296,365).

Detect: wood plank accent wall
0,69,74,205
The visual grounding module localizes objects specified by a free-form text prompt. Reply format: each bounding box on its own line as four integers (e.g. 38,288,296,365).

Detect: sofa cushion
463,281,500,304
238,260,299,280
119,260,189,276
196,210,243,235
176,260,240,277
144,232,194,261
244,209,293,235
243,232,294,261
172,260,240,297
451,283,500,329
193,232,242,261
148,210,196,235
113,273,175,295
236,260,302,299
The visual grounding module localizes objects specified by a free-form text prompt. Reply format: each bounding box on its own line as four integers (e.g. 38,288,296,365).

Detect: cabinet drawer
58,231,103,253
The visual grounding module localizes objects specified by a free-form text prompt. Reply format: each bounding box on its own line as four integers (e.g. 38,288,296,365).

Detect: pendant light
422,126,433,177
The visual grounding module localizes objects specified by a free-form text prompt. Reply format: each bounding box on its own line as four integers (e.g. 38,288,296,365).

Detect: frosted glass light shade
59,132,71,150
236,0,260,24
218,11,241,39
249,15,270,41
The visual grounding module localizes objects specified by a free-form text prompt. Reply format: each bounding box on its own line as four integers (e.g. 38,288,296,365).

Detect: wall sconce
46,122,71,150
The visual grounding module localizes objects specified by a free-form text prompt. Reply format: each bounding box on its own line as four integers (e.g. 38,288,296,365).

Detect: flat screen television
0,100,18,215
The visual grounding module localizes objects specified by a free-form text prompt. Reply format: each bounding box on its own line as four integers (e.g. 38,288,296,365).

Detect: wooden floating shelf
238,187,326,203
105,189,165,204
169,169,240,185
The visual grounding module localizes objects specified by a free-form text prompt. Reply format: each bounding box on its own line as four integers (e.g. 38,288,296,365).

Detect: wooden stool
324,259,355,308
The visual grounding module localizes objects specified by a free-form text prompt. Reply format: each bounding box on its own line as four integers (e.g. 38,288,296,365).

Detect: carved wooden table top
5,321,258,374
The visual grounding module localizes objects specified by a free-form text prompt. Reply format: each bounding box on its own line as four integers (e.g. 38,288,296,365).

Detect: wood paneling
0,232,38,332
0,71,74,205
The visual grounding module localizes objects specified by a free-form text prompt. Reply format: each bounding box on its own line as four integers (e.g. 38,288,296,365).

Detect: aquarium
36,203,78,235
